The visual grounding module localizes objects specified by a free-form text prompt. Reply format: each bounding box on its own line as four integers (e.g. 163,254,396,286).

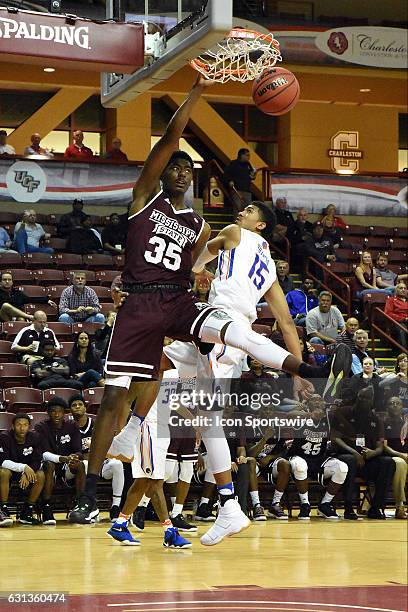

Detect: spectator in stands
13,210,53,255
0,271,56,322
287,208,313,245
273,197,296,234
69,395,124,521
223,148,256,213
276,260,294,294
0,130,15,156
299,222,336,267
67,215,103,255
0,227,17,253
336,317,359,348
320,204,347,229
36,398,86,525
351,329,378,375
375,253,407,291
11,310,59,366
57,199,87,238
285,277,318,326
31,341,83,391
58,271,105,324
64,130,93,160
104,137,128,162
349,357,385,411
101,213,127,254
330,386,396,519
353,251,393,299
321,216,344,249
24,133,53,158
384,282,408,347
0,413,45,526
383,396,408,519
67,331,104,389
241,357,278,400
306,291,345,345
93,310,116,359
382,354,408,410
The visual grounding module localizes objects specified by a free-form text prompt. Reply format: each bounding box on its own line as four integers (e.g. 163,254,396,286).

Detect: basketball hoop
190,28,282,83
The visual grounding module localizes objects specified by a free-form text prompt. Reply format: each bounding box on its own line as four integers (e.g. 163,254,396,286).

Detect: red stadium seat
53,253,84,270
2,321,30,340
49,237,67,251
345,224,368,237
57,342,75,357
255,303,274,321
0,211,19,224
72,322,104,336
7,269,34,284
83,254,114,270
83,387,104,414
88,286,112,301
0,412,14,432
47,285,65,300
0,340,16,363
113,255,124,269
16,285,48,300
385,251,407,263
25,303,58,321
28,412,48,430
0,253,22,269
64,270,97,284
388,238,407,250
95,270,121,287
33,269,66,285
43,388,79,405
363,237,388,250
252,323,272,336
3,387,43,413
22,253,55,269
325,262,351,276
368,225,394,237
0,363,30,388
394,227,408,239
47,322,75,340
336,249,360,261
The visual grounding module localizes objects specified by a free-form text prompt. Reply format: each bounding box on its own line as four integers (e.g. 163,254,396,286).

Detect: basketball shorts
105,289,223,386
131,421,170,480
166,430,198,463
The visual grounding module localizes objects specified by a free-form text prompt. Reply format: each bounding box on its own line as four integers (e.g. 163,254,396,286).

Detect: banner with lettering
270,173,407,217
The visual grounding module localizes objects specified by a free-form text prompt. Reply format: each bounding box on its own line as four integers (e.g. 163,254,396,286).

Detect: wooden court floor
0,513,406,612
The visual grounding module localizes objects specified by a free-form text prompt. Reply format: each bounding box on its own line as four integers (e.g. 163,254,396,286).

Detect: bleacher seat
25,303,58,321
0,211,19,224
369,226,394,238
336,248,359,261
388,238,407,250
47,322,75,340
53,253,84,269
394,227,408,239
345,224,368,237
0,363,30,388
47,285,65,300
57,342,74,357
0,412,14,431
64,270,97,284
72,322,104,336
3,387,43,413
49,237,67,251
88,286,112,300
252,323,272,336
364,237,388,250
8,269,34,284
113,255,124,269
34,269,66,285
2,321,29,340
95,270,120,287
325,262,351,276
0,253,22,269
17,285,48,300
43,388,79,405
22,253,55,269
83,254,114,270
386,251,407,263
255,304,273,321
28,412,48,430
83,387,104,414
0,340,15,363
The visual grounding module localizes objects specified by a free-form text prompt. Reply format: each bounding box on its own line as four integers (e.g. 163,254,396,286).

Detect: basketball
252,67,300,115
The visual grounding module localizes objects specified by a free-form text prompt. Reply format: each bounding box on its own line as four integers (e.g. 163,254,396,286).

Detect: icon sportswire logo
14,171,40,193
0,16,90,49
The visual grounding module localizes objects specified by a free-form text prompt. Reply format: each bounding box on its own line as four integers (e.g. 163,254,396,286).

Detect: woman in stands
320,204,347,229
67,331,105,389
353,251,394,302
382,354,408,413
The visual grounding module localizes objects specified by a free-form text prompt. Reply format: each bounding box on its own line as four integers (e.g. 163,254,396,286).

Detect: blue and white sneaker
107,522,141,546
163,527,192,549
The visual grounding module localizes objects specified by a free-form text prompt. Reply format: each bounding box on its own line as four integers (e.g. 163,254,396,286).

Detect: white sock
170,496,176,506
116,513,130,525
272,490,283,504
299,492,309,504
139,495,150,508
321,492,334,504
250,491,260,507
111,496,121,507
200,497,210,506
171,503,183,517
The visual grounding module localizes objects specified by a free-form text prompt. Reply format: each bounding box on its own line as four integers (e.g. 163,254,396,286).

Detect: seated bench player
0,413,45,526
35,398,86,525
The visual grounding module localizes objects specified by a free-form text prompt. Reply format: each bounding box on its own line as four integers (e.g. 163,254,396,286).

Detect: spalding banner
0,7,144,72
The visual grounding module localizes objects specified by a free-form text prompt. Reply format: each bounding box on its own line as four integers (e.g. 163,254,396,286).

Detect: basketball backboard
101,0,233,108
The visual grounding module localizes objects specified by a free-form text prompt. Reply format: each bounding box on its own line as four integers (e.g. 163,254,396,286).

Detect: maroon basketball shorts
105,289,220,384
166,427,198,463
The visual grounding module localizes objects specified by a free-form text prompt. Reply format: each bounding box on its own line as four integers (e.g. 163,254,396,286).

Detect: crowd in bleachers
0,196,406,528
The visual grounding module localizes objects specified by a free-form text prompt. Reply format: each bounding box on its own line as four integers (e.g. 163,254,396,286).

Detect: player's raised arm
192,224,241,273
130,76,212,215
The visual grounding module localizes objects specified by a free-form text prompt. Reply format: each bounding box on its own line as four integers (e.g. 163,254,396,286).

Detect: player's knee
332,460,348,484
36,470,45,484
101,386,127,412
0,467,12,479
179,462,194,483
291,457,308,480
43,461,55,474
278,458,290,474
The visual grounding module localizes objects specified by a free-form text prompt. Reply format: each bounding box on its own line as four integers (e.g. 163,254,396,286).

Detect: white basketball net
190,28,282,83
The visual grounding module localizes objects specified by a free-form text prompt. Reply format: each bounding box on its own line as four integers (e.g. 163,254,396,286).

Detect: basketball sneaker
269,502,288,520
298,503,311,520
42,503,56,526
106,415,141,463
252,504,267,521
68,495,99,524
194,502,215,522
344,506,361,521
171,514,198,532
108,523,141,546
163,527,192,549
0,506,13,527
200,499,250,546
317,502,340,520
322,343,352,400
18,503,40,526
109,505,120,522
367,507,386,520
132,506,147,531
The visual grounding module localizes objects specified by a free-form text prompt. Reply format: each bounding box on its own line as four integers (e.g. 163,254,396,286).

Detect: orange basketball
252,67,300,116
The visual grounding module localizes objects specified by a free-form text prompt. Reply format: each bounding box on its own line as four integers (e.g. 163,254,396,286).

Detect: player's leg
336,453,360,520
0,302,32,322
41,461,57,525
289,456,311,520
101,459,125,521
316,458,348,520
19,470,45,526
169,460,198,532
269,458,290,520
392,457,408,519
0,468,13,526
247,457,266,520
194,459,216,521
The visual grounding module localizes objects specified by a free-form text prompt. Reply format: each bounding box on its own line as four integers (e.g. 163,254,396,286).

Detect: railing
370,307,407,356
204,159,243,211
305,257,352,315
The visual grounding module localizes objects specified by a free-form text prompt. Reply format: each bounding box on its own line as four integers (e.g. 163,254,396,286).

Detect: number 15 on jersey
248,254,269,290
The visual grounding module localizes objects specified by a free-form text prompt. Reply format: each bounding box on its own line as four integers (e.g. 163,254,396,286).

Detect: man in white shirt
14,210,54,255
306,291,345,345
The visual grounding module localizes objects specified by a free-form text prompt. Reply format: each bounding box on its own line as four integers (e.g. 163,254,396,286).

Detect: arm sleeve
305,312,317,335
1,460,26,472
43,452,61,463
335,307,345,328
11,327,26,350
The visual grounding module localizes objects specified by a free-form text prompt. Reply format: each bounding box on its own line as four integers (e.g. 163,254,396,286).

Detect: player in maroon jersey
68,77,351,543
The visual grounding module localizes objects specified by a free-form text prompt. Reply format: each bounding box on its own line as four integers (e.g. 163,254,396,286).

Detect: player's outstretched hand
194,73,216,88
